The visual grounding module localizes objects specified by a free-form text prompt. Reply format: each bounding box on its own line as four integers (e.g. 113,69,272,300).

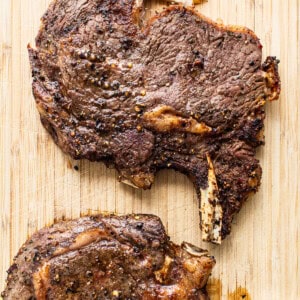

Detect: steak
1,214,215,299
28,0,280,243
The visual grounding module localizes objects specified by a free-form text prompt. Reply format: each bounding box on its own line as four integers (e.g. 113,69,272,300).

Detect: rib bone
200,154,223,244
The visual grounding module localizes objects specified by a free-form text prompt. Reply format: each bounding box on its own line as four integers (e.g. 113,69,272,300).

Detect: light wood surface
0,0,299,299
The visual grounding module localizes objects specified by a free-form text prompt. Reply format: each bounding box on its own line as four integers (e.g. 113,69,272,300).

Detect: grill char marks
1,214,215,300
28,0,280,243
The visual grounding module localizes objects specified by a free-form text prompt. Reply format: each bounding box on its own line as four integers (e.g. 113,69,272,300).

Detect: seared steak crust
28,0,280,242
1,214,215,299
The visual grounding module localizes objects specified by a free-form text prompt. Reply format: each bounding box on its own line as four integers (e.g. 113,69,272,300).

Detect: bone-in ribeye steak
28,0,280,243
1,214,215,300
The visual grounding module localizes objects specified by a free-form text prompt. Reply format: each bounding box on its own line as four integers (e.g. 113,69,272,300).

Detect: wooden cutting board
0,0,299,299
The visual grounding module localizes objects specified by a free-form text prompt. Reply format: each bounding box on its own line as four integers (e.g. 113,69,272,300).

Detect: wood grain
0,0,299,299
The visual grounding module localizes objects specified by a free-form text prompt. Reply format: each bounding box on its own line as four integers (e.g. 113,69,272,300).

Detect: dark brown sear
1,214,215,299
28,0,280,243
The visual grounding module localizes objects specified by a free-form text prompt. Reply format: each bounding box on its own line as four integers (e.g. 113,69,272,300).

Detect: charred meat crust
145,5,261,41
1,214,215,300
28,1,281,242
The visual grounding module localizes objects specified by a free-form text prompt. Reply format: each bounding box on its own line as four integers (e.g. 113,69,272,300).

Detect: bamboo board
0,0,299,299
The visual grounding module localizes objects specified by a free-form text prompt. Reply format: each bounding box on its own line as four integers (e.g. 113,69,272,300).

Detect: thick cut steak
28,0,280,243
1,214,215,299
